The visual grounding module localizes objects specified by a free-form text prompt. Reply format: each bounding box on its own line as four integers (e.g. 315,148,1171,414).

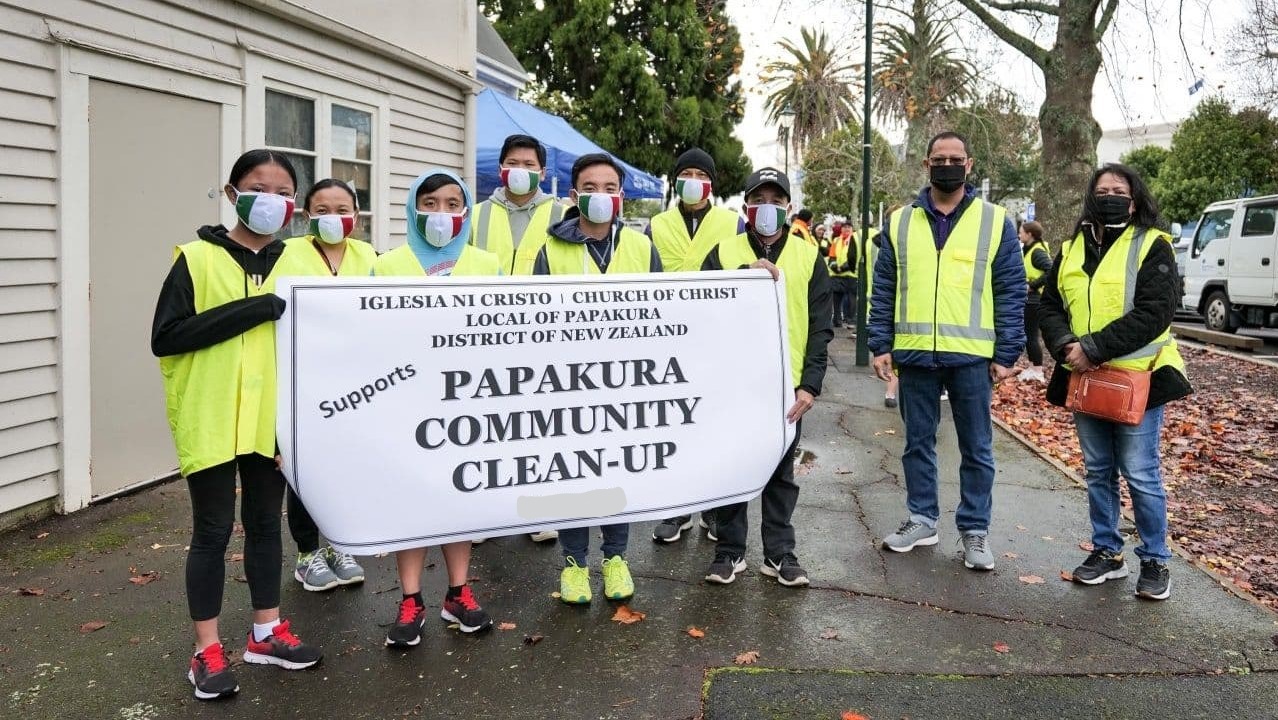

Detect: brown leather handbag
1065,349,1161,426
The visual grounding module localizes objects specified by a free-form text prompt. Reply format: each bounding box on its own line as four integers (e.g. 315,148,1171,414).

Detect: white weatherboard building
0,0,485,526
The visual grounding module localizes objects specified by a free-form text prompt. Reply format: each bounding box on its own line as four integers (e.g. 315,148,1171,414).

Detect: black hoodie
150,225,287,357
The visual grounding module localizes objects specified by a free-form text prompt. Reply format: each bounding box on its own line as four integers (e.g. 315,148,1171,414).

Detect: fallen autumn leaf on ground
129,571,160,585
610,605,646,624
686,626,705,638
497,622,516,631
1018,575,1046,584
18,587,44,596
841,712,870,720
819,628,840,640
79,620,108,634
1060,570,1074,581
523,633,544,646
734,650,760,665
992,641,1011,653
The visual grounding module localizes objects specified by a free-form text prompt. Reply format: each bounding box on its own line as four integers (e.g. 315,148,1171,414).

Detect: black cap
673,148,717,185
743,167,791,201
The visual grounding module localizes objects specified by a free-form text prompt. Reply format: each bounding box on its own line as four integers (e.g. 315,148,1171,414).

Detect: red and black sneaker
440,586,492,633
385,597,427,648
242,620,322,670
188,642,239,701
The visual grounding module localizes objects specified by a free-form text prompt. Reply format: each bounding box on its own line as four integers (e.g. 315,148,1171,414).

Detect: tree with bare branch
951,0,1120,245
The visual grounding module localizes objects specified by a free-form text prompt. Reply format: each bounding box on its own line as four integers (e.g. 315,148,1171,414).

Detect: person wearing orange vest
790,208,816,247
152,150,322,701
867,131,1025,572
699,167,833,588
1038,163,1191,601
533,153,660,605
471,134,564,277
374,170,499,647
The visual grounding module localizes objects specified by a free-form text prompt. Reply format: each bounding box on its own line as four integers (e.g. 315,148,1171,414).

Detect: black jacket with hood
1038,224,1192,409
151,224,287,358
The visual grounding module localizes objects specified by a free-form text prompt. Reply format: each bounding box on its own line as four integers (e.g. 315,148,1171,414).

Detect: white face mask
746,203,786,236
232,190,294,236
416,211,467,248
501,167,541,195
309,214,355,245
575,192,622,224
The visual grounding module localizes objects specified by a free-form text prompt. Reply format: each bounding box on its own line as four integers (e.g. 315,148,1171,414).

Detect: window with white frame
265,88,375,242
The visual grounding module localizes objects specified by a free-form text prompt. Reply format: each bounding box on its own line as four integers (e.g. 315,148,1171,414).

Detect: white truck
1181,194,1278,332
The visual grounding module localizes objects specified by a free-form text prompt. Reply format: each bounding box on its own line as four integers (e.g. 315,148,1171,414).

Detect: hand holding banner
276,271,796,554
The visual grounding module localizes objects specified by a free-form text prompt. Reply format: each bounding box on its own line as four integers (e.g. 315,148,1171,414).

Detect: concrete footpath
2,336,1276,719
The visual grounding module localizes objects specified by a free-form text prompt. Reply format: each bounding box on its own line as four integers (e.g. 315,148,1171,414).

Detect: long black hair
228,149,297,189
1073,162,1166,236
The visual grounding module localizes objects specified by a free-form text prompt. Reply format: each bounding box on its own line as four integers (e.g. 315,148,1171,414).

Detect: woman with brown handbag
1038,163,1192,601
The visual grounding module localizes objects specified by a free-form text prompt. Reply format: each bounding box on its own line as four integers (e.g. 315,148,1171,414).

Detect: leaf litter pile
992,346,1278,610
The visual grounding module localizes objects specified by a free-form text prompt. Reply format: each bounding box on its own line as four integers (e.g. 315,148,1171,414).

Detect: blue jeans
1074,406,1170,562
898,362,996,533
558,524,629,565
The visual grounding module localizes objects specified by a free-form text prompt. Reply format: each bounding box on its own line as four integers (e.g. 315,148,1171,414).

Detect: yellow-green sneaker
601,555,634,600
559,558,591,604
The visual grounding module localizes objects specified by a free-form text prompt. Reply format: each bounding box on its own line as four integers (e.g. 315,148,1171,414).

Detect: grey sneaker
961,533,995,571
698,515,718,542
652,515,694,542
294,551,339,592
882,519,939,552
325,546,365,586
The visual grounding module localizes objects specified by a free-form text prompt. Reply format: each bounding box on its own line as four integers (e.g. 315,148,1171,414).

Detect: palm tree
873,0,976,181
762,27,860,164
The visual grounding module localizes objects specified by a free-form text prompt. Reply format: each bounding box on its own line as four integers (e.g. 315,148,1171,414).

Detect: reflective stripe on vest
1057,226,1186,372
473,200,563,275
284,235,377,277
891,201,1002,357
717,233,816,387
542,226,653,275
159,240,311,476
372,243,502,277
650,205,739,272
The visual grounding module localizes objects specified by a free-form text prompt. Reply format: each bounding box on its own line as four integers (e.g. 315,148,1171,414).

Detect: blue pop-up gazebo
475,88,664,200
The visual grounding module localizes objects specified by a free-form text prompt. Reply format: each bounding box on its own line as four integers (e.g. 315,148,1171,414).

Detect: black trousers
286,486,321,554
185,454,285,621
715,422,802,561
1024,298,1044,366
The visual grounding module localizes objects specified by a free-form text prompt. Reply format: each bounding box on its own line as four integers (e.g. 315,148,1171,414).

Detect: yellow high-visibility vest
888,201,1005,358
717,233,816,387
470,199,564,275
649,205,740,272
159,240,311,476
1057,225,1186,373
372,243,502,277
284,236,377,276
1023,240,1048,292
831,235,859,278
541,227,654,275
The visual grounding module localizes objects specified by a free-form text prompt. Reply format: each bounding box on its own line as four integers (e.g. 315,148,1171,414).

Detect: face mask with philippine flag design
309,214,355,245
576,193,622,224
416,211,467,248
746,203,786,237
676,178,712,205
233,191,295,236
500,167,541,195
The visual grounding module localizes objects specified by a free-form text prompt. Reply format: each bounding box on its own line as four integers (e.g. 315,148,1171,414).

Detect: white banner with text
276,271,796,554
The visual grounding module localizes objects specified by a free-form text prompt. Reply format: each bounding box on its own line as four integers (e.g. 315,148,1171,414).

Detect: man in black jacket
699,168,833,587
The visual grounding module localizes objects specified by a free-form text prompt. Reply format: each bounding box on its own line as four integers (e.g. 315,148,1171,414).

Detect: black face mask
929,164,966,193
1095,194,1133,226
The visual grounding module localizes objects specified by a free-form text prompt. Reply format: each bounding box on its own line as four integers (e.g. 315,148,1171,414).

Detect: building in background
477,16,529,97
1096,122,1178,164
0,0,480,525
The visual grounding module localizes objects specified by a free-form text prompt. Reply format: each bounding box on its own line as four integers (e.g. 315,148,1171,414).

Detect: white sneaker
529,530,558,543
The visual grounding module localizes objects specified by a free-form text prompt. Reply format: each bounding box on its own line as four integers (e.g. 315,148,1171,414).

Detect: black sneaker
652,515,694,543
242,620,322,670
760,554,810,587
699,515,718,542
704,553,746,584
1071,549,1130,585
440,586,492,633
386,597,426,647
188,643,239,701
1136,560,1171,600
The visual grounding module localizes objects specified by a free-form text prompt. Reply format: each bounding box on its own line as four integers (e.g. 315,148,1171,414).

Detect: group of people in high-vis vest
867,132,1189,608
153,128,1190,702
153,138,834,701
